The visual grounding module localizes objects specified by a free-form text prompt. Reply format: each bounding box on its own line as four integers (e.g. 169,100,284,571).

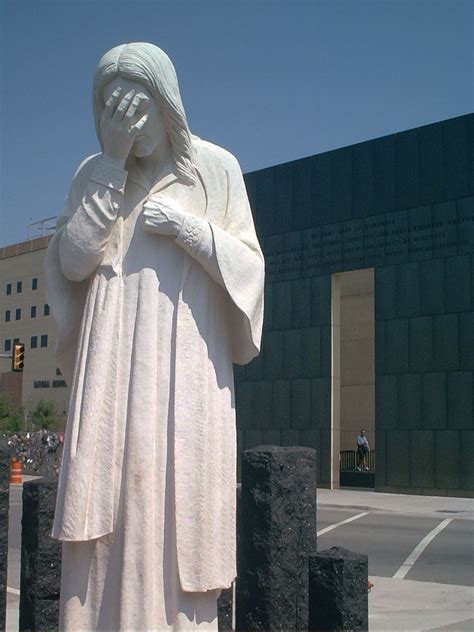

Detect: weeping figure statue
45,42,264,631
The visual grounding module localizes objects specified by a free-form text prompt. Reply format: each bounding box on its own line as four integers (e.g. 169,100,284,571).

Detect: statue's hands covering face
100,88,150,166
143,195,187,237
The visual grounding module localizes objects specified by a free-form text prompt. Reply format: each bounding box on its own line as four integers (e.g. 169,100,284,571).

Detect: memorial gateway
236,112,474,498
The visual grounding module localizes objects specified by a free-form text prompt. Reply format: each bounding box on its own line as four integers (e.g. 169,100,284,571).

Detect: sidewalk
317,487,474,519
369,576,474,631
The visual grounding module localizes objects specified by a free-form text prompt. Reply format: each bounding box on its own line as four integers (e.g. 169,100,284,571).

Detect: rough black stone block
217,586,233,631
20,479,61,632
0,441,10,632
236,446,317,632
308,546,368,632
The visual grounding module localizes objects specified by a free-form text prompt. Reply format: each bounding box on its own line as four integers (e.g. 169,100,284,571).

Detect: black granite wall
238,113,474,495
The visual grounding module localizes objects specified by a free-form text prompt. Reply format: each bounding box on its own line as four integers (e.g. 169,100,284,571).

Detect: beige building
0,236,70,426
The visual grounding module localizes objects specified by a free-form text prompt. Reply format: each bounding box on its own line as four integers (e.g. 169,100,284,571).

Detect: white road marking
317,511,369,536
7,587,20,595
393,518,453,580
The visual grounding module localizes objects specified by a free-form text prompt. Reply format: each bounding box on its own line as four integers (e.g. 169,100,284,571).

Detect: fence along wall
236,113,474,495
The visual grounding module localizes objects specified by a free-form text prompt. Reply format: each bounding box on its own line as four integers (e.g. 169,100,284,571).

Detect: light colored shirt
357,435,369,448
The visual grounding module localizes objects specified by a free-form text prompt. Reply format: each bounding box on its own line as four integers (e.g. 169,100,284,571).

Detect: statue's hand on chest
142,194,187,237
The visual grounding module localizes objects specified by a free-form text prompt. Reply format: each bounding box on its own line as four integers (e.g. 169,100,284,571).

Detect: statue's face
102,77,167,158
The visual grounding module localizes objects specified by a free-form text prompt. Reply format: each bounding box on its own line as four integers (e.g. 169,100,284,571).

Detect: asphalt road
317,507,474,587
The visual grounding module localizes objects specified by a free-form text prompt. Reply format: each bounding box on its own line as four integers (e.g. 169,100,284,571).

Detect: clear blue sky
0,0,472,247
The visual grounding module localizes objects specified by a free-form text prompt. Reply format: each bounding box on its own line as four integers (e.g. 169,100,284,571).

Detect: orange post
10,458,22,485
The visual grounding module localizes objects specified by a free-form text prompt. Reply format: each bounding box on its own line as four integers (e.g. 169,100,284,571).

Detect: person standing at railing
356,429,370,471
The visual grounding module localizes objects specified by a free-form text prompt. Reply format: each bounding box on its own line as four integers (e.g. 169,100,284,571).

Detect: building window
4,339,11,352
52,380,67,388
13,337,19,345
32,278,38,290
56,368,62,376
31,336,38,349
31,306,37,318
40,335,48,348
16,281,22,293
34,380,50,389
6,283,12,295
44,304,50,316
5,310,10,322
15,308,21,321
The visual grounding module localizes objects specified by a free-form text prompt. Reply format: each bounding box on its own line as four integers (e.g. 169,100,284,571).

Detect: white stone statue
45,42,264,631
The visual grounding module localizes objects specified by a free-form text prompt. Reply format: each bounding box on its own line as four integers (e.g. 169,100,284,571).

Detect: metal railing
340,450,375,472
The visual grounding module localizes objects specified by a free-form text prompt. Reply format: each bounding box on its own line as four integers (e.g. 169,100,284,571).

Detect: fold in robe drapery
45,139,264,591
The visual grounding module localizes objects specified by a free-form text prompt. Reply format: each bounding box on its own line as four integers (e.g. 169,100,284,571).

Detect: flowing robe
45,138,264,601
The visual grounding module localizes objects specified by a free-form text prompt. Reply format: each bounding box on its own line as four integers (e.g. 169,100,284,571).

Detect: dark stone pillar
20,479,61,632
217,586,233,631
308,546,368,632
0,441,10,631
236,445,317,632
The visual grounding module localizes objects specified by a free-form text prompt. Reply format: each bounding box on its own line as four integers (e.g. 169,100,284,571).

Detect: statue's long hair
92,42,196,185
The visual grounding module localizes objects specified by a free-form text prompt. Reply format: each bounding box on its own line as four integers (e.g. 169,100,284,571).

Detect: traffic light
12,342,25,372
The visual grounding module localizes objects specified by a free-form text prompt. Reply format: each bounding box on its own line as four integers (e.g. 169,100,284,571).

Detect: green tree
0,393,24,433
32,399,59,430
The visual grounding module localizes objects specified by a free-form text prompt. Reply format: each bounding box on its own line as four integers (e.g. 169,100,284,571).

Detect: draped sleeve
178,143,265,365
44,153,112,384
211,152,264,364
